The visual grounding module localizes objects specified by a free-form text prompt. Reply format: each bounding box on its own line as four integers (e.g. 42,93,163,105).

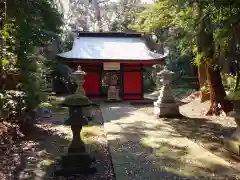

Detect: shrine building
57,32,165,100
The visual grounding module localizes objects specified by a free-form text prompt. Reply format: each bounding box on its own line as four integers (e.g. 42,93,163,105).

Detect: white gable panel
57,37,165,60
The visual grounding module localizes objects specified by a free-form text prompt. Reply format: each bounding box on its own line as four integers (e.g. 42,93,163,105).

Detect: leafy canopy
130,0,240,66
1,0,63,110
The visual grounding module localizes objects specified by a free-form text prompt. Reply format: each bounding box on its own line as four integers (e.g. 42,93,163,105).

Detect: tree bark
235,71,240,91
194,1,210,102
206,66,233,115
232,22,240,91
198,63,209,102
0,0,5,92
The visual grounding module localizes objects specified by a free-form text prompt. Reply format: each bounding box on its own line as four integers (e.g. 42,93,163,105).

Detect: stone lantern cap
157,66,174,85
72,65,86,76
157,66,174,76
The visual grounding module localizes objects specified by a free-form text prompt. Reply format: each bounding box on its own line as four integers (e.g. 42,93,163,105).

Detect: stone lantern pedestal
154,66,181,118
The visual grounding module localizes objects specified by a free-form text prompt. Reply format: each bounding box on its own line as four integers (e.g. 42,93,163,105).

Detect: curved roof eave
57,36,167,61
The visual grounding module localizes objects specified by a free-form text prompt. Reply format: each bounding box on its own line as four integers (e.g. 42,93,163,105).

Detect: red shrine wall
122,64,142,100
81,64,102,98
65,62,145,100
83,72,100,95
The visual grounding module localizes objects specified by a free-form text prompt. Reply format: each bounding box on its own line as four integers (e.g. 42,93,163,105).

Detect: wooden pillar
141,64,144,99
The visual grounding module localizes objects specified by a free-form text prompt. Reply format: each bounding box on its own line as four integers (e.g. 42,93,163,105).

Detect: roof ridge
76,31,143,38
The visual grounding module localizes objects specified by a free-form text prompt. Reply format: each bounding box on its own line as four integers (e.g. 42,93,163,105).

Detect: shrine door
101,71,121,98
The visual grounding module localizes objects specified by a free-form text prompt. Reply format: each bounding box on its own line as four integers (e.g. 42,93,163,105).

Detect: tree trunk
232,22,240,91
0,0,5,93
235,71,240,91
206,66,233,115
0,51,3,92
194,1,210,102
92,0,102,32
198,63,209,102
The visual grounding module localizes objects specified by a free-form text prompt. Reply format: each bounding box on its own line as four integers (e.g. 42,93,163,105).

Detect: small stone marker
153,66,181,118
108,86,120,100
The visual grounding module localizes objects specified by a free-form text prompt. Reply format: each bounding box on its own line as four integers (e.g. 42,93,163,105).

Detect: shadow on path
101,103,240,180
162,115,240,166
13,116,115,179
133,103,239,163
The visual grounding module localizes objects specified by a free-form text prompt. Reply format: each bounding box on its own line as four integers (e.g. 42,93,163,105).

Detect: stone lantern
71,65,93,120
54,66,98,176
55,94,97,177
153,66,181,118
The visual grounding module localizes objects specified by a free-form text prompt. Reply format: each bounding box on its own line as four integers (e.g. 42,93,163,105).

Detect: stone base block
224,127,240,156
154,102,181,118
55,166,97,177
55,153,97,177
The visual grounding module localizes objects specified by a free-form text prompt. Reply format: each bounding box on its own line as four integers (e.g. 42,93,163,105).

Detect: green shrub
200,81,210,93
222,73,236,92
1,91,27,122
39,102,52,108
199,74,236,96
143,79,156,92
227,90,240,101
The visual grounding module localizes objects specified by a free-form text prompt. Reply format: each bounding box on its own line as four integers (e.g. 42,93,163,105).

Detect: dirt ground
135,92,240,171
1,91,239,179
0,108,115,180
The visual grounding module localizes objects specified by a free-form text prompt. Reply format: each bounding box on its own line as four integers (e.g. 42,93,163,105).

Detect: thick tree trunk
235,71,240,91
231,22,240,91
198,63,209,102
0,0,5,92
0,52,3,92
234,57,240,91
206,66,233,115
194,1,209,102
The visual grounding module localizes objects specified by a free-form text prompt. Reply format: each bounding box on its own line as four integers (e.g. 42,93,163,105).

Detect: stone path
100,103,240,180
